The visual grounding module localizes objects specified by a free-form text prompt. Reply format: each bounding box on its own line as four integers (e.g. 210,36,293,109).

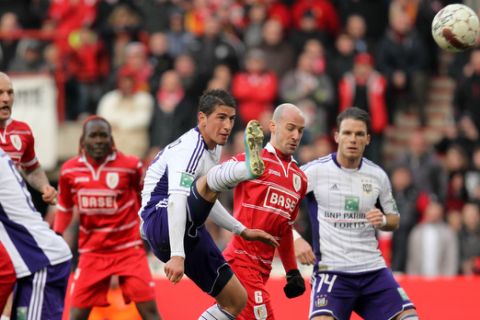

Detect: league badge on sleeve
106,172,119,189
10,134,22,151
293,174,301,192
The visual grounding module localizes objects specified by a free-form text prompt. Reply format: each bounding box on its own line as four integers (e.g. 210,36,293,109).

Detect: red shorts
70,246,156,308
0,242,16,311
230,263,274,320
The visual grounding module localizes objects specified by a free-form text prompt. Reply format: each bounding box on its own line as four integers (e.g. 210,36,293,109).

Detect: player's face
270,111,305,156
83,121,113,160
199,105,235,148
0,75,14,124
335,118,370,165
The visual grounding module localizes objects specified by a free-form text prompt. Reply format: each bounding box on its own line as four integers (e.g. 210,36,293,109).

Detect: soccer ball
432,4,479,52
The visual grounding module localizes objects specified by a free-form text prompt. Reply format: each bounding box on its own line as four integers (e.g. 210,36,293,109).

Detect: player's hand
366,208,386,229
41,185,57,205
240,229,279,247
283,269,305,298
294,237,315,265
164,256,185,284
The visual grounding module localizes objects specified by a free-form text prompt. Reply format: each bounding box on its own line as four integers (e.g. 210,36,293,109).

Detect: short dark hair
336,107,371,133
198,89,236,116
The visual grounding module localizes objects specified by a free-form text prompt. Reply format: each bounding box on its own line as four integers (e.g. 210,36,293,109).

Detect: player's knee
396,310,419,320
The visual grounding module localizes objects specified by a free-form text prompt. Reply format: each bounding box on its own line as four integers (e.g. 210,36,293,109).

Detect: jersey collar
332,152,363,170
265,143,297,164
80,152,117,165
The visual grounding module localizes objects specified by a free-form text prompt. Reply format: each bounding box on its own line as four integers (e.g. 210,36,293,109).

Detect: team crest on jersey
293,174,301,192
253,304,267,320
106,172,119,189
362,183,372,194
10,135,22,151
315,295,328,307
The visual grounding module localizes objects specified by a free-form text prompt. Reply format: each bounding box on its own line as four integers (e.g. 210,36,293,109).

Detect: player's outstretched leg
206,120,265,192
244,119,265,178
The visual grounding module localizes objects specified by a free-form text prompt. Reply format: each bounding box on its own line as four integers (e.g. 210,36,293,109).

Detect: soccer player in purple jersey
139,89,279,320
300,107,418,320
0,147,72,320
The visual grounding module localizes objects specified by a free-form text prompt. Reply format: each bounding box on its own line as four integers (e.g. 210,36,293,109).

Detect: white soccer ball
432,4,480,52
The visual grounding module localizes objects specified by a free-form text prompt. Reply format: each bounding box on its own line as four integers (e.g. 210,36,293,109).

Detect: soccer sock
199,304,235,320
207,161,250,192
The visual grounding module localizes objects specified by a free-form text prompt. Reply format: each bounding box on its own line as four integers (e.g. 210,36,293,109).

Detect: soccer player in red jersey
0,72,57,205
217,104,308,319
53,116,162,320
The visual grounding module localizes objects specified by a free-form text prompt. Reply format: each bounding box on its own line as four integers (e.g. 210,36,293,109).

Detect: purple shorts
12,260,71,320
309,268,415,320
141,187,233,297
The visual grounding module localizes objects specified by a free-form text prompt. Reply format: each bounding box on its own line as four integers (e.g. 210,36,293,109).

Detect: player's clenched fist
165,256,185,284
365,208,386,229
41,184,57,205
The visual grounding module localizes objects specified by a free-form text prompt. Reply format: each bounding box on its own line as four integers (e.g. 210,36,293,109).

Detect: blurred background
2,0,480,317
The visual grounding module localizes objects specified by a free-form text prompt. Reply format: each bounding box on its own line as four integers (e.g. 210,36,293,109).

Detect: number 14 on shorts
316,273,337,293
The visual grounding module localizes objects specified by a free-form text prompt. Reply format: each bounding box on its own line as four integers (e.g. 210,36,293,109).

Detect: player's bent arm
293,229,315,265
168,193,188,258
53,209,73,235
210,200,246,234
366,208,400,231
23,166,57,204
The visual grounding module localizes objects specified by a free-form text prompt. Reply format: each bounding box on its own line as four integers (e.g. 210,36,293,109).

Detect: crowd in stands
1,0,479,277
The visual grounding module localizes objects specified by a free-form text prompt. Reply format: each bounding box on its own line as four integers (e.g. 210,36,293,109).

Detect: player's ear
334,131,339,143
268,120,275,134
198,112,206,126
366,133,371,145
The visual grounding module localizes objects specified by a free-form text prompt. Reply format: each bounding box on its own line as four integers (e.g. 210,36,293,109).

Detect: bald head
272,103,304,122
270,104,305,156
0,72,10,82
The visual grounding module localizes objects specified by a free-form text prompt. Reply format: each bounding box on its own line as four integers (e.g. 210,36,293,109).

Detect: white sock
207,161,250,192
199,304,235,320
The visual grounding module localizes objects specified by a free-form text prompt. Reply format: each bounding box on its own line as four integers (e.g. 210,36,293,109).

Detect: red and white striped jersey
0,118,39,171
223,143,307,274
57,152,144,253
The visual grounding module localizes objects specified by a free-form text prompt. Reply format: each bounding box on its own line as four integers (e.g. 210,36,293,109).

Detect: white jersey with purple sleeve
139,127,222,214
0,148,72,278
301,153,399,273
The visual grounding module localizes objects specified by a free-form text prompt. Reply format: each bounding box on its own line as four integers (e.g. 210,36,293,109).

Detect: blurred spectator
465,146,480,202
173,53,204,100
165,9,195,58
258,18,295,79
188,14,240,83
407,200,459,276
458,202,480,275
243,3,267,49
443,145,469,212
376,5,429,125
329,33,355,85
435,116,479,158
344,14,370,54
148,70,195,155
66,27,109,119
98,4,147,70
289,9,330,55
339,0,389,42
453,48,480,132
390,165,420,273
0,12,21,70
291,0,340,47
338,53,388,164
207,64,233,91
116,41,153,92
8,39,45,72
395,129,447,201
47,0,97,55
280,49,334,140
231,48,277,127
147,32,174,93
97,68,154,158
